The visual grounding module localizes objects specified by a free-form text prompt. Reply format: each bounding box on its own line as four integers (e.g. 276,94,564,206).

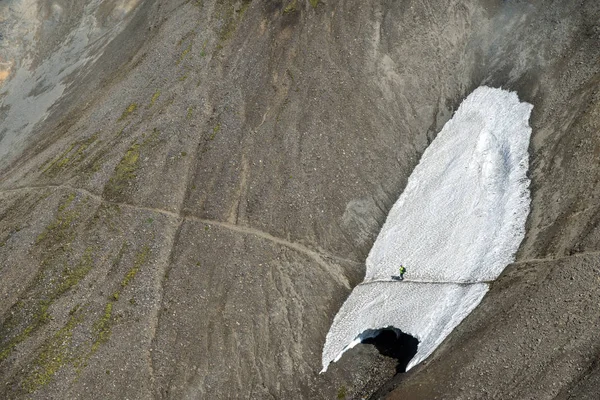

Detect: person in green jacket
399,265,406,280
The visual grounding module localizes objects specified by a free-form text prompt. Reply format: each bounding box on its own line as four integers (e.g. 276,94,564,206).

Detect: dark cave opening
361,328,419,373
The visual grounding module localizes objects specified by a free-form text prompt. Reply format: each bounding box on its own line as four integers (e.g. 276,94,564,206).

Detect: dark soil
0,0,599,399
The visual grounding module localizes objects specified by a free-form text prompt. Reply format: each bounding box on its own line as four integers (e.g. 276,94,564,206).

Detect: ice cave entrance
321,86,533,373
359,327,419,373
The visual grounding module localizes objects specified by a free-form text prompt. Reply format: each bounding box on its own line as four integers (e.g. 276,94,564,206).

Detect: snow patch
321,86,533,372
322,282,488,372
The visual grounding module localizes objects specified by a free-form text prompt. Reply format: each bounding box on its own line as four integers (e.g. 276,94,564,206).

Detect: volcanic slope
0,1,599,399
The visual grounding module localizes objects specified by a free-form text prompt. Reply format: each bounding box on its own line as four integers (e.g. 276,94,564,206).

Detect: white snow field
322,86,533,372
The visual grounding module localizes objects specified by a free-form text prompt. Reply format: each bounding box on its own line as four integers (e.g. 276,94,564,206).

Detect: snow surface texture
321,86,533,372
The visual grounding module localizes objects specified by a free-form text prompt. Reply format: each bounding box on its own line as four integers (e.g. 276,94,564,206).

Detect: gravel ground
0,0,598,399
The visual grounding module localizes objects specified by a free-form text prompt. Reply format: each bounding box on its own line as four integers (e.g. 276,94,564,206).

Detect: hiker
399,265,406,280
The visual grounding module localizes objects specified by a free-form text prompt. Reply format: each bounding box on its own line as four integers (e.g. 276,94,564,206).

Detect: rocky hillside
0,1,598,399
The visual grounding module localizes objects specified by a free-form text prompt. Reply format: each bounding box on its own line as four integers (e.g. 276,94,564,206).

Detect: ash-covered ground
0,1,599,399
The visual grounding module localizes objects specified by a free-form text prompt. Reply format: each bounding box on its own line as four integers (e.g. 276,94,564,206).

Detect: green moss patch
121,245,150,288
91,301,114,353
217,0,252,46
88,244,151,357
103,143,140,200
57,247,94,296
1,231,155,394
283,0,297,14
148,90,161,108
103,129,162,200
177,43,192,65
36,192,78,245
118,103,138,121
210,123,221,140
0,243,93,363
41,133,99,176
22,314,83,393
0,195,93,364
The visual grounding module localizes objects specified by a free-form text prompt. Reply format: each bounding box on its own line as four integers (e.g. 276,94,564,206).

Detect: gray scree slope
0,1,598,399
